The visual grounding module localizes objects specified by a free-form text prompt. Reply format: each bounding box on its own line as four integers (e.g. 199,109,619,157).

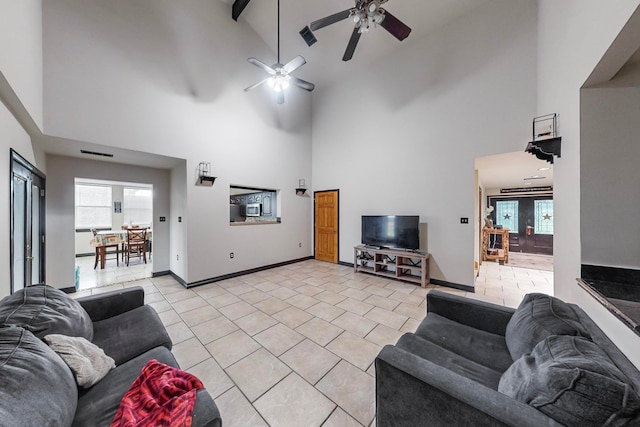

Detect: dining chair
125,228,147,266
91,228,119,269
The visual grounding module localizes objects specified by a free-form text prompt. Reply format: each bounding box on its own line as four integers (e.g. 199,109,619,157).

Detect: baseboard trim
430,278,475,293
152,270,171,278
175,256,314,289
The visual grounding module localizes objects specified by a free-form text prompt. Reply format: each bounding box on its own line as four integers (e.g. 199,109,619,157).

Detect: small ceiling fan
243,0,315,104
300,0,412,62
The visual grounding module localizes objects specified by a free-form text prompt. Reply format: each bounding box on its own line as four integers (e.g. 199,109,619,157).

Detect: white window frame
75,183,112,229
123,186,153,228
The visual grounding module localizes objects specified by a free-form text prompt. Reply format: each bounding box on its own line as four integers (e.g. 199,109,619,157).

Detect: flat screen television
361,215,420,250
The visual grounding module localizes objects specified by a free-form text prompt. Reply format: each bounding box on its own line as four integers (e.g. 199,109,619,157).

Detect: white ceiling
475,151,554,191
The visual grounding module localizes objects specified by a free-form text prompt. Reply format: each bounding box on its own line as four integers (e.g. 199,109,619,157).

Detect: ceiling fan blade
247,58,276,75
291,76,315,92
342,28,362,61
244,78,270,92
283,55,306,74
379,10,412,41
232,0,251,21
276,91,285,104
310,9,351,31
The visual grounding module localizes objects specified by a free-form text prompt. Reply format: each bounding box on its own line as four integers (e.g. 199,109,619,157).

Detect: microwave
246,203,261,217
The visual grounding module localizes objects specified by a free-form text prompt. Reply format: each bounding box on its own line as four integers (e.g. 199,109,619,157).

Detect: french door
489,195,553,255
10,150,46,293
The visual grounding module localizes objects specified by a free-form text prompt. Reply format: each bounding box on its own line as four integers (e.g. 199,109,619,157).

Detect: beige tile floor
74,256,553,427
75,253,152,290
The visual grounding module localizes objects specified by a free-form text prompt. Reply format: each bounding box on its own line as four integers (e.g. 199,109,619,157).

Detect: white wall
170,161,188,281
0,1,42,298
537,1,640,366
311,0,538,286
0,0,43,129
581,87,640,269
45,155,171,287
42,0,313,284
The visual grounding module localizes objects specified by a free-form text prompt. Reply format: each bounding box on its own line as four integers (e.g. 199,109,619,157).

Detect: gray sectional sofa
0,284,221,427
376,290,640,426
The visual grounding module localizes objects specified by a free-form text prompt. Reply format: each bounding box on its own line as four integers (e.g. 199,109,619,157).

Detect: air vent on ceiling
80,150,114,158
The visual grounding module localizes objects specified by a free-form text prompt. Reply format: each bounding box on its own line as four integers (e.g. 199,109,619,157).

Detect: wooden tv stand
353,245,430,288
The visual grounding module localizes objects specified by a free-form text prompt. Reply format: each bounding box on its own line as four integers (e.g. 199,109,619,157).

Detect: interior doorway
10,150,46,293
475,151,554,271
314,190,339,263
74,178,153,289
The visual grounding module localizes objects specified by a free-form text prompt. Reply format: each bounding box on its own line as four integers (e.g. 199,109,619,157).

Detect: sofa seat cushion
0,284,93,341
505,293,589,360
415,312,513,373
91,305,172,365
499,335,640,426
396,333,503,390
73,347,177,427
0,325,78,427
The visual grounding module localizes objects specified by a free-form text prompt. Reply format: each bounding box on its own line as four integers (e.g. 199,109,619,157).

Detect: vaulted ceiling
221,0,491,88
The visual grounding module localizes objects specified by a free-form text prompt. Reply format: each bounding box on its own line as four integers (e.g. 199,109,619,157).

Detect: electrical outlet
299,242,302,248
159,216,166,222
460,217,469,224
178,216,182,223
176,254,179,261
230,252,234,259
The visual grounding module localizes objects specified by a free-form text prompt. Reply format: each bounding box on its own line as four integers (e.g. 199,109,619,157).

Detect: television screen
361,215,420,250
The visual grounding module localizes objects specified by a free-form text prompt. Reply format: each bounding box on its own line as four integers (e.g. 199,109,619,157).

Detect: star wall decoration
543,214,552,220
504,214,511,220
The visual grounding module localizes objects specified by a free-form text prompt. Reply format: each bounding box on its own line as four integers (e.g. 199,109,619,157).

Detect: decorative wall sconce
196,162,216,186
296,179,307,195
525,113,562,164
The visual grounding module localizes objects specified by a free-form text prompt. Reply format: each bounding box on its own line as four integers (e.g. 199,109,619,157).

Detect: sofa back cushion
505,293,588,360
0,284,93,341
499,335,640,426
0,325,78,427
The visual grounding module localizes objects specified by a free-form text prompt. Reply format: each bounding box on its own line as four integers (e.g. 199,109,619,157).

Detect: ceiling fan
231,0,250,21
243,0,315,104
300,0,412,61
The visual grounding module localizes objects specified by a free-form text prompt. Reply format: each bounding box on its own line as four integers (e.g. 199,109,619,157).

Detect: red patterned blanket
111,359,204,427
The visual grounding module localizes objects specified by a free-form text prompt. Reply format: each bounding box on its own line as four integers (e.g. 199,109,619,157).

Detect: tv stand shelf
354,245,430,288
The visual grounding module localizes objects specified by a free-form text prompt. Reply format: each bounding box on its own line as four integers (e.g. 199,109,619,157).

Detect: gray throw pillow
44,334,115,388
499,335,640,426
0,284,93,341
505,293,588,360
0,325,78,427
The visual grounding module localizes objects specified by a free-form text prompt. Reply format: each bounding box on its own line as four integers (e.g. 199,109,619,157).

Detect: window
495,200,518,232
75,184,112,229
123,187,153,227
534,199,554,235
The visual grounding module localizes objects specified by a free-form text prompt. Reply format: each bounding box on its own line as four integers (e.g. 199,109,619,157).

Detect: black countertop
579,264,640,336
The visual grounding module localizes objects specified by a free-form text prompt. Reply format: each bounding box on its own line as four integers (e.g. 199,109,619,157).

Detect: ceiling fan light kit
301,0,411,61
242,0,315,104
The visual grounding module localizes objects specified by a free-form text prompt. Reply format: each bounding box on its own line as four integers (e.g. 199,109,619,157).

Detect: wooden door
314,190,339,263
489,196,553,255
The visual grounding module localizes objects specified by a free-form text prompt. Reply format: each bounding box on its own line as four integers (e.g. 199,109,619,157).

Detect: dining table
92,229,153,269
